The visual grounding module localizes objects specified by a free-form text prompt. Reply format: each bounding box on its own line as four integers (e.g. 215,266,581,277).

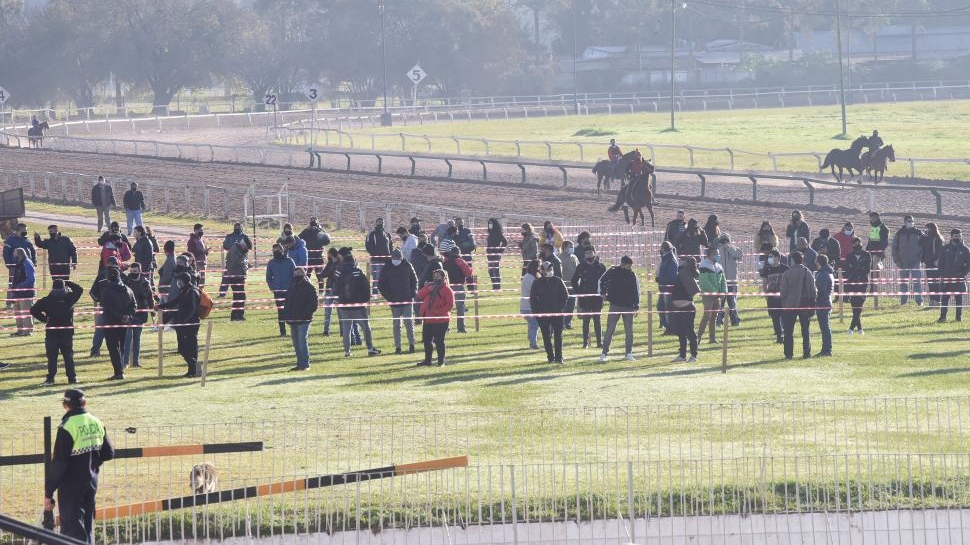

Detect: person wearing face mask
5,223,36,309
121,262,155,370
443,247,474,334
378,250,418,354
431,219,455,248
892,215,925,306
598,255,640,363
283,235,308,267
655,241,679,333
89,256,121,355
408,217,422,236
276,223,295,246
542,221,564,254
187,223,209,285
675,218,708,260
560,241,579,329
519,223,539,276
365,218,393,296
796,237,818,272
832,222,855,266
786,211,810,255
320,248,344,337
98,266,136,380
843,237,872,334
530,261,570,364
223,239,250,321
455,218,477,263
156,272,201,377
520,259,541,349
220,223,253,297
697,246,726,344
759,248,789,344
34,224,77,281
99,233,131,275
131,225,159,286
754,221,778,257
122,182,146,236
814,254,835,357
299,218,332,293
540,244,562,279
670,256,701,363
811,229,841,271
156,241,177,302
96,221,130,249
937,229,970,323
90,176,116,233
416,267,455,367
9,247,36,336
921,223,944,306
332,247,381,357
572,247,606,348
779,251,817,360
715,234,743,327
266,243,296,337
486,218,509,291
283,267,319,371
31,279,84,384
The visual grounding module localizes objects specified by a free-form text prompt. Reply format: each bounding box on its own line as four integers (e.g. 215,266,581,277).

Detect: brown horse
862,144,895,184
592,149,640,196
608,165,656,227
27,121,49,148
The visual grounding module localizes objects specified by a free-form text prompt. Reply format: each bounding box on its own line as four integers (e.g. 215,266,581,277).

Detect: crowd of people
3,176,970,383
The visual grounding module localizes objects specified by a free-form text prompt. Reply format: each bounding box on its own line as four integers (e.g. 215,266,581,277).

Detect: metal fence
3,398,970,543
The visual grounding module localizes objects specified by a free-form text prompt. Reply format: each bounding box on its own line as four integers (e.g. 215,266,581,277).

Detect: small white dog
190,462,218,494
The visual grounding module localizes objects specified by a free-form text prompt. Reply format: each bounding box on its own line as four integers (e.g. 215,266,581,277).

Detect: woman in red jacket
416,267,455,367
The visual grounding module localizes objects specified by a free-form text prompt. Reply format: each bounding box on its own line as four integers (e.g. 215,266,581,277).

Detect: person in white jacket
715,233,744,326
521,259,540,349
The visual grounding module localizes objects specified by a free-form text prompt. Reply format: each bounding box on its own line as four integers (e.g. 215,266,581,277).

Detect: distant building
798,25,970,61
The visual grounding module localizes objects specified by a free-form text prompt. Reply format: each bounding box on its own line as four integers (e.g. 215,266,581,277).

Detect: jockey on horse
860,129,883,174
608,139,623,177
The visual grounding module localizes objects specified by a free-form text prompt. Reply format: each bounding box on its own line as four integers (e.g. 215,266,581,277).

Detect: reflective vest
61,413,106,456
869,225,883,243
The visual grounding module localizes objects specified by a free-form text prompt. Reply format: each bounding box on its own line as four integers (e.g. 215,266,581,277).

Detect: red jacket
832,231,854,264
100,242,131,268
417,283,455,324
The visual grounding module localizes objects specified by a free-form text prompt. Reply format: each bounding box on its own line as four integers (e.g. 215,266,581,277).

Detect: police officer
44,389,115,544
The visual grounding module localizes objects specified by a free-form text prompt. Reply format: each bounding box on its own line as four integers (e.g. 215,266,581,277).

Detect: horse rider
608,139,623,176
31,115,40,129
869,130,883,151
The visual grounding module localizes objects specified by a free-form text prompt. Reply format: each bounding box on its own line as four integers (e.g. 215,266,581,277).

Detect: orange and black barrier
0,441,263,467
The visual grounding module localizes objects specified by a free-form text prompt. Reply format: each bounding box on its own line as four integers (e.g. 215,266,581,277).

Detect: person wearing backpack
156,272,201,378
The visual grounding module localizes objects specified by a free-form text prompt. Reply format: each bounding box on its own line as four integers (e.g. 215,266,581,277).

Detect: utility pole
669,0,676,130
572,0,579,115
379,0,392,126
835,0,848,137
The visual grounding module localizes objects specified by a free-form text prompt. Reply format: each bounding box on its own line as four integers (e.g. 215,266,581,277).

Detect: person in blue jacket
265,243,296,337
284,235,308,267
655,241,679,332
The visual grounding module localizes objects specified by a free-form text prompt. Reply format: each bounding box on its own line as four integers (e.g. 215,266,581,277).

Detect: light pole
572,0,579,115
835,0,848,137
379,0,392,126
669,0,677,130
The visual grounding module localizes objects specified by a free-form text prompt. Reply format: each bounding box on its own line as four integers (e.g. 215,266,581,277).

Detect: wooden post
157,322,164,377
838,269,845,324
721,316,729,374
646,291,654,357
41,253,47,290
200,321,214,387
873,259,880,310
473,280,480,333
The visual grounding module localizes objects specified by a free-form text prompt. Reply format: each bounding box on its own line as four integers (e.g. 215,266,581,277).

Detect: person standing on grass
716,234,743,327
521,259,540,349
396,227,418,268
893,215,924,306
4,223,35,309
283,266,318,371
455,217,477,263
157,240,177,302
560,240,579,330
97,221,130,249
365,218,393,295
843,237,872,334
121,262,154,370
866,212,890,296
156,272,201,378
32,280,84,385
266,243,296,338
333,247,381,357
938,229,970,323
814,254,835,357
519,223,539,275
530,261,569,364
664,210,687,244
485,218,508,291
378,249,418,354
99,233,131,273
98,266,136,381
88,256,119,356
675,218,707,261
299,217,331,293
408,217,423,236
760,248,789,344
34,225,77,281
9,247,35,337
696,246,725,344
91,176,116,232
431,219,454,248
812,229,841,272
284,235,308,268
187,223,209,285
832,222,855,267
922,223,944,307
131,226,157,286
797,237,818,272
598,255,640,363
542,221,564,254
572,247,605,349
44,389,115,545
219,223,253,297
702,215,721,250
224,239,249,321
670,256,700,363
786,210,810,255
416,267,454,367
540,243,562,279
655,241,678,334
755,221,779,257
443,247,474,334
780,251,817,360
437,226,458,255
122,182,146,236
320,247,341,336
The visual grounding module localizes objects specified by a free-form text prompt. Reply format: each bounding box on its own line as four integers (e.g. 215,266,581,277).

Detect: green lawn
310,100,970,180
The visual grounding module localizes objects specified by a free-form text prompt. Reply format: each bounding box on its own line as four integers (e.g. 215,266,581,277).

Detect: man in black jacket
530,261,569,364
122,182,146,235
664,210,686,244
121,262,155,369
97,266,136,380
365,218,393,295
938,229,970,323
31,280,84,385
91,176,116,232
598,255,640,362
157,272,201,377
283,267,319,370
299,217,332,293
333,248,381,357
34,224,77,280
131,226,157,286
378,249,418,354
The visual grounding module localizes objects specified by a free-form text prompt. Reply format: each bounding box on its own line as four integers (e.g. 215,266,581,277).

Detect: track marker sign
406,65,427,85
305,86,319,103
0,85,9,105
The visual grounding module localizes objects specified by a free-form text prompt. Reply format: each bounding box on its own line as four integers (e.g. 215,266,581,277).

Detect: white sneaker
858,329,865,336
624,353,636,361
686,356,697,363
598,354,608,363
847,329,854,335
672,356,686,363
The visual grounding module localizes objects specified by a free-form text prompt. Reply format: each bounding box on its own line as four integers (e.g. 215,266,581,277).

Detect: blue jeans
525,316,539,348
716,284,741,325
122,319,145,367
816,308,832,354
290,321,311,368
898,263,923,305
657,289,670,329
91,312,105,351
125,208,143,235
370,262,384,294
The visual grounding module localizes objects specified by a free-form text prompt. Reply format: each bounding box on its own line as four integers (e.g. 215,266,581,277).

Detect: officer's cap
63,389,85,404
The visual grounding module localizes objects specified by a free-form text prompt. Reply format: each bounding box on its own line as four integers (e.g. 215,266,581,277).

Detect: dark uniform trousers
59,483,98,544
45,331,76,380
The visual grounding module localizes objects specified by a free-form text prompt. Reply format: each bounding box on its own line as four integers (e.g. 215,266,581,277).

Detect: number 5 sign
0,85,9,105
406,65,427,85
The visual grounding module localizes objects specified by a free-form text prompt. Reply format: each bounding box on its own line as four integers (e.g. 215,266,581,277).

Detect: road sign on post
305,86,319,146
304,87,319,103
0,85,9,132
406,65,427,108
264,91,278,126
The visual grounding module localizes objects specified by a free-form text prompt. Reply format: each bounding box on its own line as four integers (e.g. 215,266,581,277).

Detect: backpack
198,288,214,319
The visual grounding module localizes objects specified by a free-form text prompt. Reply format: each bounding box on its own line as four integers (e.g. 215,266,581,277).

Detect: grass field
310,100,970,180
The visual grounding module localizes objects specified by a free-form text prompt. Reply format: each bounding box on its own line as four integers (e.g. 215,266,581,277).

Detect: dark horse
592,150,641,196
821,135,870,184
608,160,656,227
27,121,49,149
863,144,895,184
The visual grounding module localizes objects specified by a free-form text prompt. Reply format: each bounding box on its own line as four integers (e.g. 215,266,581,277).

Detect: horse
608,162,656,227
27,121,49,149
820,135,870,184
592,150,641,196
863,144,895,184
